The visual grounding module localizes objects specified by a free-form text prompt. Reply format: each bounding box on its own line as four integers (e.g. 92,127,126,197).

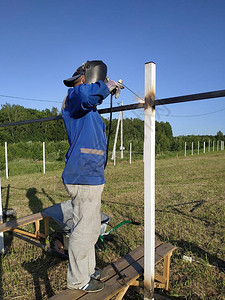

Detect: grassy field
0,151,224,299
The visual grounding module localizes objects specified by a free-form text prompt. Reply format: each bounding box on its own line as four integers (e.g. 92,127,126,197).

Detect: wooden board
50,245,145,300
81,257,144,300
0,212,176,300
50,240,175,300
155,243,177,264
0,211,47,233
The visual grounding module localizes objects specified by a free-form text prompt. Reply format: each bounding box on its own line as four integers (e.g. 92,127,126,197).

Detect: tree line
0,104,224,162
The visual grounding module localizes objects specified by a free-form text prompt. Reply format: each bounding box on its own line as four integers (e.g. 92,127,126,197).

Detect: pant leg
65,184,104,289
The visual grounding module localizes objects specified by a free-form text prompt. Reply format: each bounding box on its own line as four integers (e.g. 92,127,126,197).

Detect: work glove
105,77,124,99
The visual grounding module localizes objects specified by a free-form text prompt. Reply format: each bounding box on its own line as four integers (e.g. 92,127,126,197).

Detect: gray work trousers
65,184,104,289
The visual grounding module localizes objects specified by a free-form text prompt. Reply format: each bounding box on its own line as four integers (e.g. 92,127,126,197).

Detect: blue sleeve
80,81,110,108
66,81,110,117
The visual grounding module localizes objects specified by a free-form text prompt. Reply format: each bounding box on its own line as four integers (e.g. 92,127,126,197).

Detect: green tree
216,131,224,141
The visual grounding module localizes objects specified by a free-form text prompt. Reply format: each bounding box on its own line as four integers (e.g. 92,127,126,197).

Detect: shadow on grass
27,187,44,214
155,232,225,273
124,288,203,300
102,199,143,208
22,253,65,300
41,188,57,206
20,236,129,299
156,203,224,234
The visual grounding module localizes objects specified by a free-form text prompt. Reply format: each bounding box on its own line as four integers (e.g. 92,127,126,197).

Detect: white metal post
130,142,132,164
217,140,219,151
0,175,4,254
204,142,206,153
213,140,215,151
144,61,156,300
198,141,200,155
184,142,187,157
191,142,193,156
208,140,210,152
5,142,8,179
121,101,124,160
43,142,46,174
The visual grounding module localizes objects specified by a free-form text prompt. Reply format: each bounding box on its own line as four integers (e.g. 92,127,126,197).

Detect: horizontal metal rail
0,115,62,127
0,89,225,128
0,115,62,128
0,104,145,128
155,89,225,106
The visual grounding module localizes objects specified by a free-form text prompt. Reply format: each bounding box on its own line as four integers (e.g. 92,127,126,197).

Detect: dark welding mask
63,60,107,87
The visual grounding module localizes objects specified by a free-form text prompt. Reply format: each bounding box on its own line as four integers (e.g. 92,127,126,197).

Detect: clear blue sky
1,0,225,136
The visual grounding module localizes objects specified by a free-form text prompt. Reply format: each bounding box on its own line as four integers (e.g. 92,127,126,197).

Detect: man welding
62,60,122,292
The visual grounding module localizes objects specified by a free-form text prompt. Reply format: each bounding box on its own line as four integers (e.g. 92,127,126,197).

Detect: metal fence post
0,175,5,254
5,142,8,179
43,142,46,174
144,61,156,299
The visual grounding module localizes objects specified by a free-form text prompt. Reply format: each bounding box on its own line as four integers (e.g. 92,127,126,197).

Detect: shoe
80,278,104,292
91,268,109,281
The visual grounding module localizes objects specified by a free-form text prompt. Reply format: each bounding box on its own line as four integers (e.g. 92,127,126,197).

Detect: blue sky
1,0,225,136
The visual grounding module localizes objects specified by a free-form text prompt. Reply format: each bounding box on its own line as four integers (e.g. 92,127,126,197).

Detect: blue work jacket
62,80,110,185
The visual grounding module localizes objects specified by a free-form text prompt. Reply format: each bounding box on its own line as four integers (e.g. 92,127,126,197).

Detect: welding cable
104,93,113,169
121,83,144,102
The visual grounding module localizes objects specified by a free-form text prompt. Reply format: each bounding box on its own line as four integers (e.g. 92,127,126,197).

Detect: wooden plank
12,228,38,239
155,239,164,248
163,253,172,291
101,239,163,279
114,284,130,300
155,243,177,264
50,241,175,300
80,256,144,300
50,246,145,300
0,211,47,233
154,273,166,284
89,243,176,300
49,288,85,300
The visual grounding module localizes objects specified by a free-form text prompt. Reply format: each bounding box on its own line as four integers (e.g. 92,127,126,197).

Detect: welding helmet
63,60,107,87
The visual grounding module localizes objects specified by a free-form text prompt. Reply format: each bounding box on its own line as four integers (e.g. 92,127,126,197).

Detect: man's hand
105,77,124,99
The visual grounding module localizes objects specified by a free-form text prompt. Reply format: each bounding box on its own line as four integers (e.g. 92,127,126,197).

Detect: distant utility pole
112,101,124,162
111,112,121,162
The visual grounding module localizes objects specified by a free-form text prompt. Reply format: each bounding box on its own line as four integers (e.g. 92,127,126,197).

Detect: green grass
0,152,224,299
